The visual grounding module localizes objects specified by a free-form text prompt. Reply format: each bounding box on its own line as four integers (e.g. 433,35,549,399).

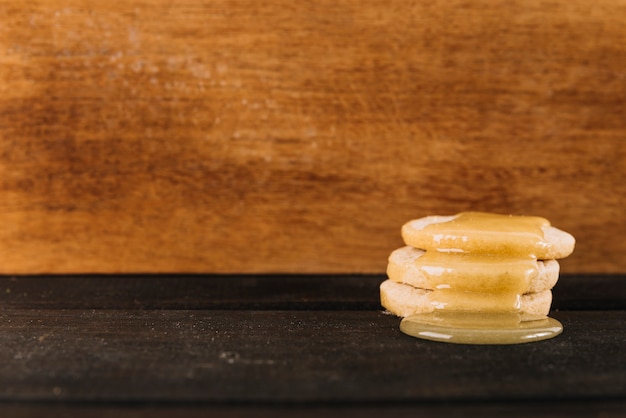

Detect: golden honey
427,288,522,312
416,251,537,294
401,312,563,345
419,212,551,257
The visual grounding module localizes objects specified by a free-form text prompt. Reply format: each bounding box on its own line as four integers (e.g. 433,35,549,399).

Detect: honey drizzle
420,212,551,257
416,251,537,294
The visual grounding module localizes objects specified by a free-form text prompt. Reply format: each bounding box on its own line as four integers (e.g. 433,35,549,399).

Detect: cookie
401,213,575,259
380,279,552,318
387,246,559,294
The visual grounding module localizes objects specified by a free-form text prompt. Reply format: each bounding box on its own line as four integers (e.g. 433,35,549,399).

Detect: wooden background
1,0,624,274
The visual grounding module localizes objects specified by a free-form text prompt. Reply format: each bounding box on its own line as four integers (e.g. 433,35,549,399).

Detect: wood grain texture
0,274,623,416
1,0,625,273
0,274,624,310
0,308,624,403
0,275,626,418
3,402,626,418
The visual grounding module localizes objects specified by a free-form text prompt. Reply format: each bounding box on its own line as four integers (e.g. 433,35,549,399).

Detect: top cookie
401,212,575,260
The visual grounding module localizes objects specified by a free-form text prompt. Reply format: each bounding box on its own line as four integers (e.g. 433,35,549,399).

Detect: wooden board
2,309,625,403
2,402,626,418
1,0,625,274
0,275,623,416
0,274,624,311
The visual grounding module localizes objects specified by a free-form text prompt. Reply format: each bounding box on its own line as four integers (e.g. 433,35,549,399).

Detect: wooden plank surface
0,274,623,416
0,274,624,311
1,401,626,418
0,309,624,403
1,0,625,274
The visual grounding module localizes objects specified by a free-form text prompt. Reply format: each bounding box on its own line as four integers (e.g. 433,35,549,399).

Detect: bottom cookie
380,279,553,318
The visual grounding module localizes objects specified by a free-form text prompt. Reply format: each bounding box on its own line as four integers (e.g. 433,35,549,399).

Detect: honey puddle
400,312,563,345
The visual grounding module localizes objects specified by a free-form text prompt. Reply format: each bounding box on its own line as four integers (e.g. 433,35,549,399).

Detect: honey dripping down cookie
380,212,575,344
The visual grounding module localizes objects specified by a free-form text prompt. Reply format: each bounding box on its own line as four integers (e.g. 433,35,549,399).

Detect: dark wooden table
0,274,624,417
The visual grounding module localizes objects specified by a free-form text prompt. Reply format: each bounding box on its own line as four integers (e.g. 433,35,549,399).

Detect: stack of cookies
380,212,576,319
